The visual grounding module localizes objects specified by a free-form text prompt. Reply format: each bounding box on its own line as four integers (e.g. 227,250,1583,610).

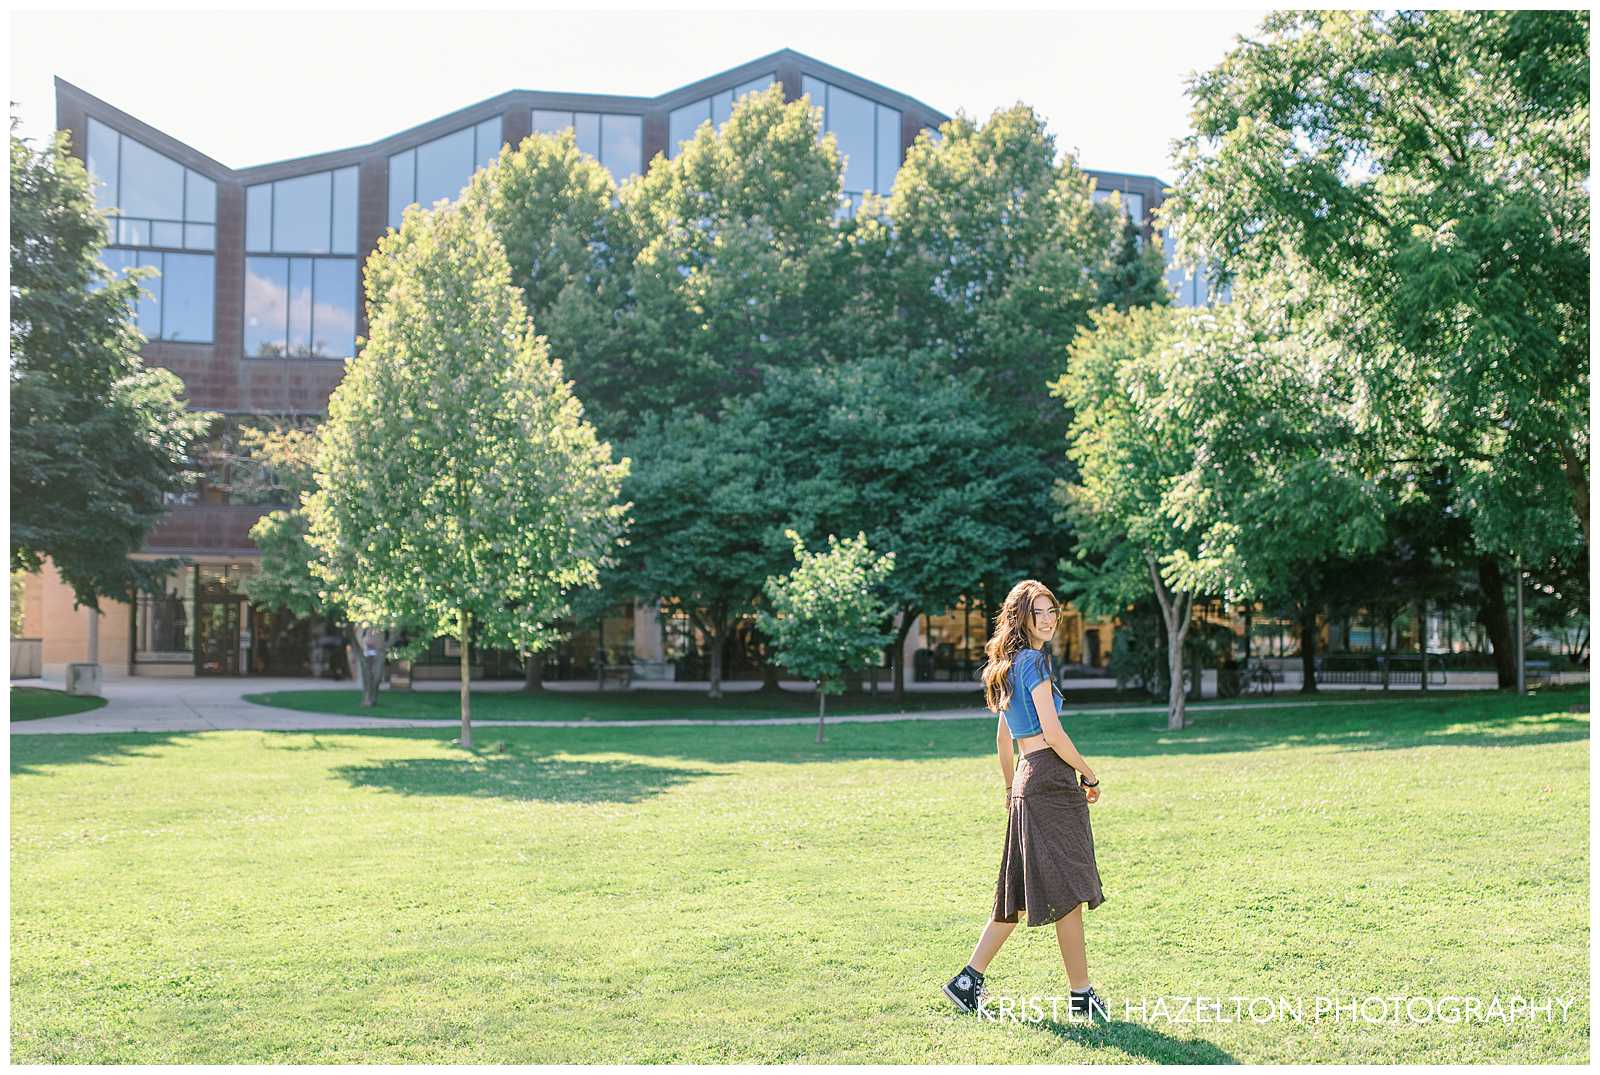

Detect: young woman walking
942,579,1109,1022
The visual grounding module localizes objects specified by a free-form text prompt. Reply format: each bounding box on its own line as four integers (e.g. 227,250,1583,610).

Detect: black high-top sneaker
1068,985,1110,1023
942,964,990,1014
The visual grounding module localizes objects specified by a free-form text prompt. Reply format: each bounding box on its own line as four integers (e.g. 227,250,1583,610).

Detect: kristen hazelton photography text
970,994,1584,1026
7,6,1589,1066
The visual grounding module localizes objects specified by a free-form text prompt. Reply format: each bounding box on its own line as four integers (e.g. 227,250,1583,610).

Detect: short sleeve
1014,649,1046,694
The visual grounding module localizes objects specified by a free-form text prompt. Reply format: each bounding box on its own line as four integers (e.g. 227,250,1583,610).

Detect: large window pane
272,171,332,254
246,184,271,252
574,113,600,159
387,148,415,230
133,252,162,338
117,218,149,246
828,85,875,194
802,76,824,108
875,104,900,193
160,253,214,342
118,137,184,221
287,257,313,356
415,126,474,210
332,167,358,254
532,110,573,135
185,170,216,224
244,257,288,357
1123,191,1145,221
669,100,710,158
711,89,733,126
86,117,119,211
600,115,641,183
151,221,183,248
98,247,136,282
312,259,356,358
184,224,215,251
476,116,502,168
735,74,774,99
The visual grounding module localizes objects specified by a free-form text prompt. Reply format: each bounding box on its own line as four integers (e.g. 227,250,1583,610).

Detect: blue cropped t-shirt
1003,648,1062,740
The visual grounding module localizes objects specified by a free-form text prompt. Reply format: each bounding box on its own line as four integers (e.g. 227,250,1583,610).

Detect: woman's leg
968,919,1017,973
1053,903,1089,990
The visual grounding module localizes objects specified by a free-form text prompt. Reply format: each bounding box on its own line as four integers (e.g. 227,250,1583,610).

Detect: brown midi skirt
993,747,1105,926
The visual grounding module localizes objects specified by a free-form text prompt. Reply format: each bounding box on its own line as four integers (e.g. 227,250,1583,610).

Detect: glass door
195,598,241,675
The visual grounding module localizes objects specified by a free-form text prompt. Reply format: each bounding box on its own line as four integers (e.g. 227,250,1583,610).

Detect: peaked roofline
57,49,952,178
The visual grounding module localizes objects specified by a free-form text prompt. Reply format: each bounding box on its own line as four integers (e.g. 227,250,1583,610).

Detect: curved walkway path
7,673,1507,735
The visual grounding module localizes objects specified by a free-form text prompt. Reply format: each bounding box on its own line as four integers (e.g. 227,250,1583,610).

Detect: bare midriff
1014,733,1050,756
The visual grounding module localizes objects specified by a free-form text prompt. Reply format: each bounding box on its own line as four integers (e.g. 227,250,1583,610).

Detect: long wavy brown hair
983,579,1058,713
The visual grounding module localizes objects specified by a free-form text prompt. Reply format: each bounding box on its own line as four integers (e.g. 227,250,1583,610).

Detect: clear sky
10,3,1270,185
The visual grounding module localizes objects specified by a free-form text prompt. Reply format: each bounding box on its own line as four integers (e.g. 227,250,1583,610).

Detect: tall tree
615,405,793,699
867,104,1171,589
304,198,629,746
600,84,844,422
1165,9,1589,559
9,121,213,610
1057,284,1386,726
756,352,1045,702
759,530,896,743
459,127,637,444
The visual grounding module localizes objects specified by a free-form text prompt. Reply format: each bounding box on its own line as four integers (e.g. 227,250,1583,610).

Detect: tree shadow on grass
9,731,200,777
1029,1015,1238,1064
330,749,721,804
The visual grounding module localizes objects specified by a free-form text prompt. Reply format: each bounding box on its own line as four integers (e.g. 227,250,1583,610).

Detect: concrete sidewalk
8,672,1514,735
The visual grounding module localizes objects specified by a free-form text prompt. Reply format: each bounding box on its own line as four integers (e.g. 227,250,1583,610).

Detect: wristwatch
1081,777,1099,787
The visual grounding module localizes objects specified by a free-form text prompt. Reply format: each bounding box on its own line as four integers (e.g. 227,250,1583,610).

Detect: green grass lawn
9,686,109,722
10,686,1588,1063
244,684,999,721
243,683,1505,722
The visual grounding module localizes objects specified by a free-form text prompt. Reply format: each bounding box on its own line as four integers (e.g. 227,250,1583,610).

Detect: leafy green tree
859,105,1173,594
876,105,1165,437
615,405,795,699
1056,288,1385,725
1165,9,1589,560
459,128,638,444
755,353,1047,702
238,416,401,704
758,529,896,742
609,85,844,418
10,120,213,611
304,198,629,746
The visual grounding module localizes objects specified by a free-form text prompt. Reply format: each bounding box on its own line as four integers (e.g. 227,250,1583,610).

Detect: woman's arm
997,714,1015,794
1031,680,1097,783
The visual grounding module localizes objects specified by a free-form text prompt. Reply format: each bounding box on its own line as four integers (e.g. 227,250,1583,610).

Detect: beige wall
17,558,133,676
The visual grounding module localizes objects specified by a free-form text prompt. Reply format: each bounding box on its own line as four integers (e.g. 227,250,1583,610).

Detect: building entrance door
196,598,241,675
195,564,254,676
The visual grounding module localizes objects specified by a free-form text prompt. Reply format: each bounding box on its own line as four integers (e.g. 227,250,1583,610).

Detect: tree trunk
1147,555,1190,730
1475,556,1517,689
1381,610,1392,690
890,606,919,706
1166,615,1190,730
816,687,827,743
458,608,473,750
760,656,782,693
521,650,545,692
361,652,382,707
1418,599,1429,693
1298,603,1318,694
707,624,724,699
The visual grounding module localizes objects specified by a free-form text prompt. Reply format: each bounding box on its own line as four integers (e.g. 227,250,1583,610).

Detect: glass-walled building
25,48,1191,680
